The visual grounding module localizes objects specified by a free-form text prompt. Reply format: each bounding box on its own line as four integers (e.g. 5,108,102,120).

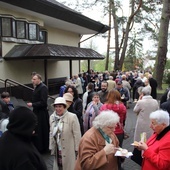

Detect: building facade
0,0,109,94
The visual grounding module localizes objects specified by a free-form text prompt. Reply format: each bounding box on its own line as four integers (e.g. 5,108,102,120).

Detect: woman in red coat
100,89,127,147
137,110,170,170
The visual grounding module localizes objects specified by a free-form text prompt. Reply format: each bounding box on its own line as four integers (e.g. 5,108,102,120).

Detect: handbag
131,148,143,166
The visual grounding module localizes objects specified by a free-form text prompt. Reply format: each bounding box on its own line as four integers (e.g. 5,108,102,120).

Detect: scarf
53,111,67,150
98,128,112,144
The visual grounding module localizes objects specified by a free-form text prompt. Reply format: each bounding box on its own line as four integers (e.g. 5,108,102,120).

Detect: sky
56,0,167,68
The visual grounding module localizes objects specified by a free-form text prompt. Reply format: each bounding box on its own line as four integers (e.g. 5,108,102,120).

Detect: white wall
0,7,81,84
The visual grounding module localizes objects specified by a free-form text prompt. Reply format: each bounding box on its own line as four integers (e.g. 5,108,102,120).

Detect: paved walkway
42,102,141,170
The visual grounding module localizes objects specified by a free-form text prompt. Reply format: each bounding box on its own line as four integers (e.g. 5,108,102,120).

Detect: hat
7,106,37,138
52,97,67,107
63,93,73,102
117,81,122,85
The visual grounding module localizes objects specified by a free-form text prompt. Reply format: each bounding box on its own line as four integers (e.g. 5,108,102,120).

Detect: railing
0,78,11,93
5,78,34,92
3,78,55,100
0,78,5,86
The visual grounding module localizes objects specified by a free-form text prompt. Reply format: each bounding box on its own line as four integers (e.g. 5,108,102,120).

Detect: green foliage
163,60,170,84
163,71,170,84
165,59,170,69
124,31,144,71
81,57,114,72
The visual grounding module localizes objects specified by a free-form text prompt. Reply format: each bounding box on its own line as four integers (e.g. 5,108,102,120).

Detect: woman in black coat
0,106,47,170
64,85,84,135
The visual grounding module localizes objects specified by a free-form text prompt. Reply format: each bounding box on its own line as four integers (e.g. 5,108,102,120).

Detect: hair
101,81,108,86
109,76,113,80
141,86,151,95
87,82,94,91
121,75,126,80
106,89,121,104
65,81,71,86
1,92,10,99
92,92,99,97
34,73,42,81
150,110,170,126
54,104,67,109
138,86,144,95
93,110,120,129
64,85,78,99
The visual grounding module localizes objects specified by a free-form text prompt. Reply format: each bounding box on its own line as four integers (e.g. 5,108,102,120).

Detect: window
0,16,47,43
16,21,26,39
2,18,12,37
39,30,47,43
12,19,16,37
29,23,38,40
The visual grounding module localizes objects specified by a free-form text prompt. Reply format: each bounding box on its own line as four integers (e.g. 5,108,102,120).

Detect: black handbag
131,148,143,166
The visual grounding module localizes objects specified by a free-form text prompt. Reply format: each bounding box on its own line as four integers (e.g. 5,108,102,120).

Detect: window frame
0,15,47,44
28,23,39,41
1,17,13,37
16,20,27,39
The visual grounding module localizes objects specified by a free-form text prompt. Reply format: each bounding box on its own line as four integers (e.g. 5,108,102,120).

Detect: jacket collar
156,125,170,140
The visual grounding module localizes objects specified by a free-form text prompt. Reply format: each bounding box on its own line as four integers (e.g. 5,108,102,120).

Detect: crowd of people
1,69,170,170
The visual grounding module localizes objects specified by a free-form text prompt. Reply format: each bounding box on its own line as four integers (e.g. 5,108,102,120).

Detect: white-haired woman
133,86,159,142
75,110,120,170
49,97,81,170
137,110,170,170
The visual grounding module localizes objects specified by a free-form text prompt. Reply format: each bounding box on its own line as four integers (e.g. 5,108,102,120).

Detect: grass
157,83,168,94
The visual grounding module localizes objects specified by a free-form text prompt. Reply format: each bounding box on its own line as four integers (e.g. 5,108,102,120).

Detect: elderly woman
133,86,159,142
75,110,120,170
137,110,170,170
49,97,81,170
100,89,127,148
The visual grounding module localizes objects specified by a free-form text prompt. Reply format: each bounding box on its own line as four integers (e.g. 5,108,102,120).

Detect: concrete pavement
42,102,141,170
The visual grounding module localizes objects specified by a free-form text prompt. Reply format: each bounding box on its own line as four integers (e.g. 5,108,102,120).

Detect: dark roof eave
4,56,105,60
0,0,110,33
4,44,105,60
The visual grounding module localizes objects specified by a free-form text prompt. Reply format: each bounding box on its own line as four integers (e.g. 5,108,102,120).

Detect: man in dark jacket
0,106,47,170
160,91,170,116
27,74,49,153
148,74,158,99
116,81,129,107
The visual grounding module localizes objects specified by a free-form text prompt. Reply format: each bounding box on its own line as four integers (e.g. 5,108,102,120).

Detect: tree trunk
155,0,170,89
105,1,111,70
111,0,142,71
111,0,120,71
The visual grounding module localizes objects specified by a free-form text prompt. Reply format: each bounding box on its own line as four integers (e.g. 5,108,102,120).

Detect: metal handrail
4,78,55,100
5,79,34,91
0,78,5,84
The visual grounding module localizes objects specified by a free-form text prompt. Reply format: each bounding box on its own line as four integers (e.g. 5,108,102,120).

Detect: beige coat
75,77,83,94
133,95,159,141
75,127,119,170
49,111,81,170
